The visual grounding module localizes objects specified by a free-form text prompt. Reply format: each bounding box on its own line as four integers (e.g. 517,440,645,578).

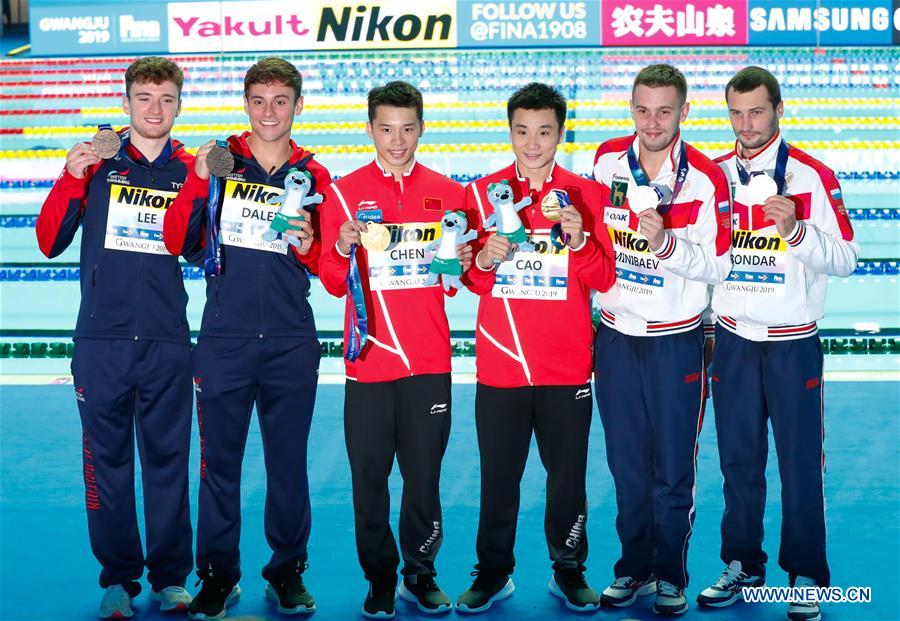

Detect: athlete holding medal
164,57,331,620
37,57,196,620
456,83,616,614
697,67,858,621
591,64,732,616
317,81,470,619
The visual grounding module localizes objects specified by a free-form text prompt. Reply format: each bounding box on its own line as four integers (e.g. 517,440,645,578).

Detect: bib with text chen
367,222,441,290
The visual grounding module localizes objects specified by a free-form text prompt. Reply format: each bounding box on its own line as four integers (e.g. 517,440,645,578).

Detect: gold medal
541,192,562,221
91,127,121,159
360,222,391,252
207,142,235,178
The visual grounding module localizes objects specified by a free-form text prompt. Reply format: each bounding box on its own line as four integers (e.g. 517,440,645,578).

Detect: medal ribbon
627,139,688,215
736,139,790,194
549,189,572,250
203,175,223,277
345,243,368,361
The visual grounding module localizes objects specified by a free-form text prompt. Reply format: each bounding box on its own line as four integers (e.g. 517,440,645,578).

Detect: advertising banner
747,0,899,46
31,1,167,56
167,0,456,53
457,0,601,47
600,0,748,46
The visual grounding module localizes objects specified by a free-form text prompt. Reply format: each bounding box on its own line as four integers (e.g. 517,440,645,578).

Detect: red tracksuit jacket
463,162,617,388
318,160,466,382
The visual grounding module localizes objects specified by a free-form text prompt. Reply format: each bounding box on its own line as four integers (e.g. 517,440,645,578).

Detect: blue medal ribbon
203,140,233,277
549,189,572,250
627,139,688,215
736,139,790,194
203,175,223,277
345,243,368,361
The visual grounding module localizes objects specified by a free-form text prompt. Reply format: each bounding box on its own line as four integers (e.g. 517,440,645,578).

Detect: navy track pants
593,324,705,589
711,326,829,587
192,336,320,584
71,338,193,591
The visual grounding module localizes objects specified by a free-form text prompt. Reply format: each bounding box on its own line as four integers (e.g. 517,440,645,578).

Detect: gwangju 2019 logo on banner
601,0,748,46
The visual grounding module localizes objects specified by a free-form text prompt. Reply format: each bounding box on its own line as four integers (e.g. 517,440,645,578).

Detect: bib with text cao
220,180,287,254
367,222,441,290
604,207,666,296
105,184,176,254
492,234,569,300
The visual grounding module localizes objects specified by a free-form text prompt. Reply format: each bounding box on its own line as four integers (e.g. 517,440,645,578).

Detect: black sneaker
549,567,601,611
188,573,240,621
456,570,514,614
398,574,452,614
362,574,397,619
265,565,316,615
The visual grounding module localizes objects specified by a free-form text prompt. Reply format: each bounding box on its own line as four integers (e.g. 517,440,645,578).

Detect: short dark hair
507,82,567,128
244,56,302,100
367,81,424,122
632,64,688,105
726,66,782,108
124,56,184,98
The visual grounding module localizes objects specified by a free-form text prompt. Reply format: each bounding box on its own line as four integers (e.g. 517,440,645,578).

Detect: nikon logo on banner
318,1,456,47
167,0,456,52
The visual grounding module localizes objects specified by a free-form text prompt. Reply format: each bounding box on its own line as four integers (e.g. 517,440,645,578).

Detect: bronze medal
91,127,121,159
207,142,235,177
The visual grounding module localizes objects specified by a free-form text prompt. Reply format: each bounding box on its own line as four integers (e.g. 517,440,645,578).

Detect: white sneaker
652,580,688,616
788,576,822,621
151,586,193,613
98,585,134,619
600,575,657,607
697,560,765,607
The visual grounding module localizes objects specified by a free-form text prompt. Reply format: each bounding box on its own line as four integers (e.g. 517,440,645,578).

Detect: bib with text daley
220,180,287,254
724,223,787,298
604,207,666,297
104,184,175,254
492,234,569,301
367,222,440,290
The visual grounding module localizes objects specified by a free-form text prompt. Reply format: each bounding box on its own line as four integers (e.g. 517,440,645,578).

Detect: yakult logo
167,2,313,52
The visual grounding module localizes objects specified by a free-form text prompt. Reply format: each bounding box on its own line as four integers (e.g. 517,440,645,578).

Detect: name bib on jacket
104,184,175,254
492,235,569,300
606,220,666,296
367,222,440,290
220,180,287,254
724,225,787,297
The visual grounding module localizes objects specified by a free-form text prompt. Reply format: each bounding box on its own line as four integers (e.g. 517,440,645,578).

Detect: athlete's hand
560,205,585,249
193,140,215,180
337,220,366,256
284,211,314,254
762,195,798,238
475,234,512,269
457,243,473,272
65,143,101,179
638,209,666,252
